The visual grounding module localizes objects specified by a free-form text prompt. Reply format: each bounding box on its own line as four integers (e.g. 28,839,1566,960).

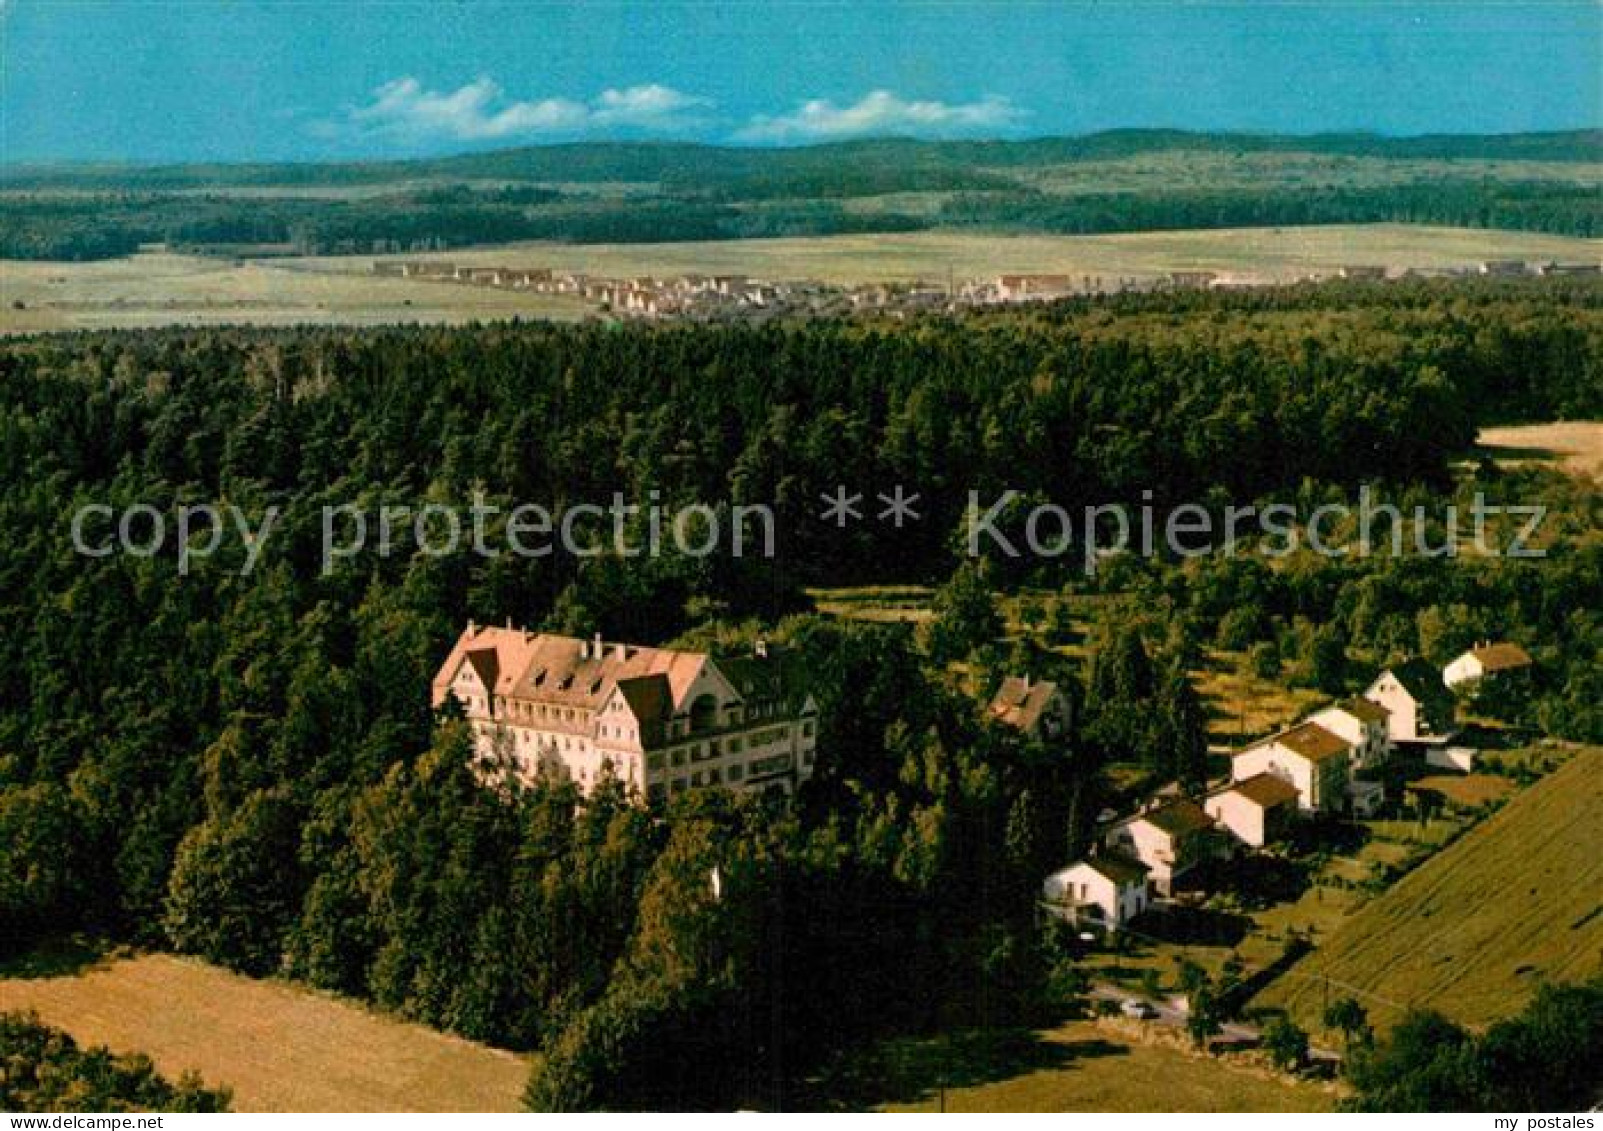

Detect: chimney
1022,673,1031,690
614,642,627,661
505,616,513,629
593,632,603,660
754,638,768,659
468,618,477,634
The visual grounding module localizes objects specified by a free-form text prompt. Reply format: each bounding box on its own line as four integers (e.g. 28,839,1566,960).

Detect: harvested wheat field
0,953,530,1112
1256,747,1603,1032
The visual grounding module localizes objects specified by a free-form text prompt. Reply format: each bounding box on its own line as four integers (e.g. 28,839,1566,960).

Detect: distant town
372,256,1603,321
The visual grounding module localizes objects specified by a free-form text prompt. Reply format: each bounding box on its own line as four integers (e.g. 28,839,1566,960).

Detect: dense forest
4,179,1597,261
7,128,1598,191
3,129,1600,258
0,281,1599,1107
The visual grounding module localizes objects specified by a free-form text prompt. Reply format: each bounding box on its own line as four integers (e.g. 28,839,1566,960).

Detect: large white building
432,623,818,801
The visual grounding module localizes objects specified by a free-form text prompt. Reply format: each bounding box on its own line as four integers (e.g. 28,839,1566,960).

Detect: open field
0,953,530,1112
333,224,1601,286
5,225,1597,334
1255,747,1603,1032
0,253,589,334
1477,421,1603,479
1194,652,1327,745
816,1020,1333,1112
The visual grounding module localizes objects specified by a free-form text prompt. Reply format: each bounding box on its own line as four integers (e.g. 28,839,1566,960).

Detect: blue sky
2,1,1599,163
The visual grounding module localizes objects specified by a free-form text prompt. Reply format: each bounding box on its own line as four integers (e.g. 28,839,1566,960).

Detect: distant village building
1364,659,1455,744
987,676,1071,741
1205,773,1299,849
1442,642,1533,689
1337,265,1388,281
1230,720,1352,814
1478,260,1529,277
1535,262,1602,277
1168,270,1218,289
995,274,1076,300
1105,798,1215,895
431,624,817,801
1042,855,1150,932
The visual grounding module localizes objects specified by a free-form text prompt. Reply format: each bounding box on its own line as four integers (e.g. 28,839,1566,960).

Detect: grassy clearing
340,225,1601,287
0,953,530,1112
1410,773,1515,808
1193,650,1326,744
1254,747,1603,1032
1476,421,1603,480
809,1019,1333,1112
0,253,589,335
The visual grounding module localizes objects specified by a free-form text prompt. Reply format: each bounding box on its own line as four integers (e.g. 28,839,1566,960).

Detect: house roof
1468,642,1533,672
1241,720,1351,765
988,676,1063,732
1385,657,1454,705
1223,772,1301,809
1081,853,1150,886
1131,798,1215,838
431,624,707,717
1335,696,1390,724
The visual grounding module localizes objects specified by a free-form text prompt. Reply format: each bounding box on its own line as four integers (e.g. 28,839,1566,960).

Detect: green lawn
806,1020,1334,1112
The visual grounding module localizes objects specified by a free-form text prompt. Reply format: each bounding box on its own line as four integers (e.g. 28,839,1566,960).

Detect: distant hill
1256,747,1603,1032
5,129,1600,191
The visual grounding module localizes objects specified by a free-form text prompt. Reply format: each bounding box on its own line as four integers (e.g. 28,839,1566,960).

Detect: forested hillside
4,129,1600,259
1,281,1599,1107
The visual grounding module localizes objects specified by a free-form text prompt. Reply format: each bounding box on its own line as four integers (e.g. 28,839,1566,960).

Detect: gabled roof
431,624,712,714
1221,772,1300,809
1383,657,1454,706
1240,720,1351,765
988,676,1063,733
1129,798,1215,838
1467,642,1533,672
614,674,672,743
1076,853,1150,887
1334,696,1390,724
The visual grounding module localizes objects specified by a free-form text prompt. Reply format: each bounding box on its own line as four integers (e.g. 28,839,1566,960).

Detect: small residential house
1042,855,1150,932
1443,642,1533,690
1231,721,1352,814
987,676,1072,741
1307,697,1392,770
1365,659,1455,743
1105,798,1215,896
1205,773,1300,849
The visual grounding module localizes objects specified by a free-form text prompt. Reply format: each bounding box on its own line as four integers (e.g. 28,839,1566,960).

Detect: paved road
1089,982,1340,1060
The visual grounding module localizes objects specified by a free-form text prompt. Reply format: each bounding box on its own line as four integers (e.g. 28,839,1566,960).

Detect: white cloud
735,90,1024,143
592,83,709,127
338,77,710,144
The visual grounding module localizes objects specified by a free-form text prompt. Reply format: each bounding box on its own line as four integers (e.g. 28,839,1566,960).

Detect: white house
1231,721,1352,814
1443,642,1533,689
1205,773,1300,849
1365,659,1455,744
1307,697,1392,770
432,624,818,800
1042,855,1151,931
1105,799,1216,896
